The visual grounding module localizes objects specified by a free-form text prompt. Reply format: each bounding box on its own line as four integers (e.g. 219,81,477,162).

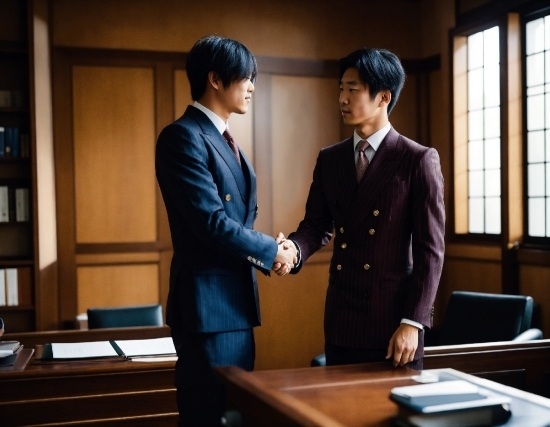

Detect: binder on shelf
0,127,5,157
0,186,7,222
5,268,18,306
0,269,5,306
390,380,512,427
15,188,29,222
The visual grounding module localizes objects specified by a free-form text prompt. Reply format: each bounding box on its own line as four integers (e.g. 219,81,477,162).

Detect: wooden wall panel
255,255,329,370
77,264,159,313
520,266,550,337
271,75,340,236
72,65,156,243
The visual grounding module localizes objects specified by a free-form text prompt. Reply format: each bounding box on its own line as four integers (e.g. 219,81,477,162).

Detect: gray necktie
356,139,370,182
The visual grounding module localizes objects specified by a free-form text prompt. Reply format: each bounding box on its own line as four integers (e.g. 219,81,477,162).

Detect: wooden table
0,345,177,426
217,364,550,427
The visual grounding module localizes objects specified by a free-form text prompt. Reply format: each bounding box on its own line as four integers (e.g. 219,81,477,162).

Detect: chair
87,304,164,329
437,291,542,345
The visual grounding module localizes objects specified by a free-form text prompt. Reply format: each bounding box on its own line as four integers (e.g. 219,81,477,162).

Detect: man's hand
386,323,419,367
272,233,297,275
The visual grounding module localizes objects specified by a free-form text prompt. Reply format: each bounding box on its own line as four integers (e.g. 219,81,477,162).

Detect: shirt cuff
290,240,301,268
401,318,424,330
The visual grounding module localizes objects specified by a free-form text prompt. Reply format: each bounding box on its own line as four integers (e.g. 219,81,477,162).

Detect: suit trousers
325,341,423,371
171,328,255,427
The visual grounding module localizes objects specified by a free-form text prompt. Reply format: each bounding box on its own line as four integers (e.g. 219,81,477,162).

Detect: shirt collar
193,101,227,135
353,123,392,152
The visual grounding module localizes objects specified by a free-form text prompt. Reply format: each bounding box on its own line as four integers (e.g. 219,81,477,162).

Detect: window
452,23,502,238
525,14,550,238
467,26,501,234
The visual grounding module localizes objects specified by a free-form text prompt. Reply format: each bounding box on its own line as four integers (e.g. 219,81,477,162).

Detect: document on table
111,337,176,358
51,341,119,359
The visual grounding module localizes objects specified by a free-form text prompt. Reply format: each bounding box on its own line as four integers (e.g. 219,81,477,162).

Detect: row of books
0,186,30,222
0,127,31,158
0,267,33,306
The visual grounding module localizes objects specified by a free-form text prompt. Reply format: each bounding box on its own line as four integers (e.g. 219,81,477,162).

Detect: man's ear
208,71,221,91
379,90,391,107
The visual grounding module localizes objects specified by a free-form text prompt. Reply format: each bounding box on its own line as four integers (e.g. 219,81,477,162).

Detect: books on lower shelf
0,185,30,223
40,337,177,360
0,126,29,158
0,267,33,306
390,380,512,427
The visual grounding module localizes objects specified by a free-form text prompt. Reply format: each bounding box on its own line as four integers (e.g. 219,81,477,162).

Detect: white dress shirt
193,101,228,135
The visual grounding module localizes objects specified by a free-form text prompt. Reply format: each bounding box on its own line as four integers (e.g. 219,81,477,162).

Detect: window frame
450,17,504,244
521,6,550,247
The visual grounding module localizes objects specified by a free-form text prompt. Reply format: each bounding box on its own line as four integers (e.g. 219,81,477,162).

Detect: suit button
225,194,231,201
373,210,379,216
369,229,375,235
340,227,344,233
364,264,370,270
341,243,347,249
336,265,342,270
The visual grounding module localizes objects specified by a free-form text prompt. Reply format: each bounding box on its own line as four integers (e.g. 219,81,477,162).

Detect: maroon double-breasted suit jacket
289,128,445,360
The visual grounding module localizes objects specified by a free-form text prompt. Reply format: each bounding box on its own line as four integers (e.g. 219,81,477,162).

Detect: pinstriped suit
156,105,278,425
289,128,445,362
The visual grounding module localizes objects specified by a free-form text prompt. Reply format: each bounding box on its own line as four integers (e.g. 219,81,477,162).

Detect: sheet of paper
113,337,176,357
52,341,118,359
130,356,178,362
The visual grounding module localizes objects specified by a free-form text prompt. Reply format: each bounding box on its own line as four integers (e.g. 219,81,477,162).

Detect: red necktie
356,139,370,182
223,129,241,166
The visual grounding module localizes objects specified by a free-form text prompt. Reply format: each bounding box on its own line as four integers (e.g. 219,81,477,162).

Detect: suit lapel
240,150,257,225
335,138,358,214
346,128,405,233
186,106,248,205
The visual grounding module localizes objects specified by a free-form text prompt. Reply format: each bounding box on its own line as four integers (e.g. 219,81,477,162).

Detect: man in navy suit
275,48,445,370
156,36,297,427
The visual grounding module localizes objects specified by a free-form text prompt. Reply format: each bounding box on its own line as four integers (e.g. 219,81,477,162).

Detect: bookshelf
0,0,35,332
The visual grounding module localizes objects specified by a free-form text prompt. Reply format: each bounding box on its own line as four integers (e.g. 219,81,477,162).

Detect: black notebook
390,380,512,427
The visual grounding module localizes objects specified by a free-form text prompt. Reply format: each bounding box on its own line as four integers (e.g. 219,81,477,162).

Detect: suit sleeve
156,123,278,273
288,150,333,272
403,148,445,328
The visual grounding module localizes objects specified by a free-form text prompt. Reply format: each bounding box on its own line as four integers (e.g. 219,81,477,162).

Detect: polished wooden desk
1,329,550,426
217,364,550,427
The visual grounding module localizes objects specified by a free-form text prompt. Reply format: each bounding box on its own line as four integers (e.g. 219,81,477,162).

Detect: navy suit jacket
156,106,278,334
289,128,445,358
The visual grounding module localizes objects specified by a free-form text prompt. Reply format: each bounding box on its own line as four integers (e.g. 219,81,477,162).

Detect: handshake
272,232,297,276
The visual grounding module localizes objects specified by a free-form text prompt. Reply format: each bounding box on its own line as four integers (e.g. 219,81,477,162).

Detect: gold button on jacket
225,194,231,201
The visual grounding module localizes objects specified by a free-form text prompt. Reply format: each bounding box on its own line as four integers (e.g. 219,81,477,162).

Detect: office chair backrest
87,304,164,329
439,291,533,346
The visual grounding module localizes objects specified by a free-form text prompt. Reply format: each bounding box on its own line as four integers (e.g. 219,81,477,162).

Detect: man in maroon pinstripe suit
275,48,445,370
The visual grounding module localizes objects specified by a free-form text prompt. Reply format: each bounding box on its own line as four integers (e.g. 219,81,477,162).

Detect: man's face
220,77,255,115
339,67,383,127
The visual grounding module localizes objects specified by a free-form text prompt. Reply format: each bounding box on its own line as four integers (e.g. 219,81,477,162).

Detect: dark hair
339,48,405,114
186,35,257,101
